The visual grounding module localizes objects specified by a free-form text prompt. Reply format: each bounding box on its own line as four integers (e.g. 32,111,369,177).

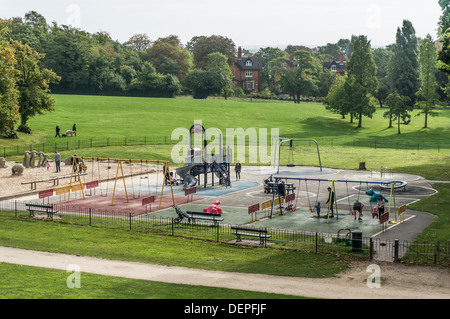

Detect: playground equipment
67,156,174,209
269,176,406,224
175,123,232,189
274,138,322,173
203,200,223,214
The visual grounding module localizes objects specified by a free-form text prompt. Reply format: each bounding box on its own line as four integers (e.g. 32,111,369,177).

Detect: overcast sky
0,0,443,49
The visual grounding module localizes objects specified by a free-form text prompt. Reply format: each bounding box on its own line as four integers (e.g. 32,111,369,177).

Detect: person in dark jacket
326,187,335,217
55,124,61,137
72,123,77,136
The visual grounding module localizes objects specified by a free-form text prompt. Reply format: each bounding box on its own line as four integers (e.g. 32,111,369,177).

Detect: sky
0,0,443,49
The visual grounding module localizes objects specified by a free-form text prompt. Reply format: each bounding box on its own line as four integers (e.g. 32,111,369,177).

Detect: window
245,70,253,77
245,81,254,90
245,59,252,66
331,65,336,72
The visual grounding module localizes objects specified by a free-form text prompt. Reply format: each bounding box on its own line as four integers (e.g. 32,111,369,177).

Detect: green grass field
0,94,449,299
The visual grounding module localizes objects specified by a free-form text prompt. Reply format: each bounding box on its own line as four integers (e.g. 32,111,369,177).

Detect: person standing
54,151,61,172
326,186,335,218
55,124,61,137
377,195,385,219
72,123,77,136
235,160,241,180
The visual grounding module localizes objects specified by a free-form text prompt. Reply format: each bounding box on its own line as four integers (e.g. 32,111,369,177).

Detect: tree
124,33,151,51
0,21,19,138
192,35,236,69
384,93,412,134
390,20,420,106
325,75,351,119
278,50,320,103
416,34,440,128
10,40,60,132
345,35,378,128
205,52,233,99
255,47,287,91
142,35,191,82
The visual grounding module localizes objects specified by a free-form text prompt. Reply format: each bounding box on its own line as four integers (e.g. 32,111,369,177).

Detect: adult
234,160,241,180
55,124,61,138
54,151,61,173
353,200,363,220
326,186,335,218
277,181,286,198
72,154,79,173
72,123,77,136
377,195,385,219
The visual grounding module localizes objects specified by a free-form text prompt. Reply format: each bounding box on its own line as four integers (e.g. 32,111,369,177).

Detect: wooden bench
231,226,271,245
264,182,296,194
25,203,58,219
173,206,224,225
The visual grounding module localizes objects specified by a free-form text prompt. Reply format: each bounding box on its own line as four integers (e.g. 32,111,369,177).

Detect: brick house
323,52,346,75
232,47,262,92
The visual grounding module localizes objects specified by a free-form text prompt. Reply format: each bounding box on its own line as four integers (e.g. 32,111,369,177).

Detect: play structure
175,124,232,190
268,176,407,224
65,156,175,209
273,138,323,173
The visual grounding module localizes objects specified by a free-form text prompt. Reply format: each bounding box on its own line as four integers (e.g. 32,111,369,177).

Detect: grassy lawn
0,214,350,278
0,94,449,298
0,262,302,299
1,94,449,149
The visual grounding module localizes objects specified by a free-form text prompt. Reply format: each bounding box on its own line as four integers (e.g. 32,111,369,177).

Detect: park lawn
0,213,350,279
1,94,448,151
0,262,302,299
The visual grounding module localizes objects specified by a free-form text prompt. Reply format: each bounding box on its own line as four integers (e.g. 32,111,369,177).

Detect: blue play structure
175,124,232,189
365,188,388,202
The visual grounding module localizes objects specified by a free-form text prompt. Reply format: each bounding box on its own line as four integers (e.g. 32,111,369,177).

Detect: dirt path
0,246,448,299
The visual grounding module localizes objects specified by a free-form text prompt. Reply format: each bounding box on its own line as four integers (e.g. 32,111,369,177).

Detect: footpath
0,246,448,299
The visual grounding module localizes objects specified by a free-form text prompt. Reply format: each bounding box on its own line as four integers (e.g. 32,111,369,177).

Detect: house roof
236,56,262,70
323,60,346,70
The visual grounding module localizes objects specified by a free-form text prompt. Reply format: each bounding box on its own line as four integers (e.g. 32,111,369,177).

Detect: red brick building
232,47,262,92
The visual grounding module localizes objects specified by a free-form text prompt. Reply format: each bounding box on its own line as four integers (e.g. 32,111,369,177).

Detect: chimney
238,46,242,58
340,52,344,65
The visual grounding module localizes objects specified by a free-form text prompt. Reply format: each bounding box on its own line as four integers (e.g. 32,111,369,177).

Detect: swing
287,139,296,167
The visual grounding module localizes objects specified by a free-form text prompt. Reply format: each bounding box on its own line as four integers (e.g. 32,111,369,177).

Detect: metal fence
1,200,448,266
2,135,450,158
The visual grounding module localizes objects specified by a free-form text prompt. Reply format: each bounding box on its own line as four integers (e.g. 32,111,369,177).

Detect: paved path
0,246,448,299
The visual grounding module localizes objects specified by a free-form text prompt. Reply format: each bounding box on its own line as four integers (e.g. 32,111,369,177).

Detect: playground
1,152,437,241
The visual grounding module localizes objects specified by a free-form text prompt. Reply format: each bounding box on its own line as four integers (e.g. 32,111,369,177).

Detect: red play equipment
203,200,223,214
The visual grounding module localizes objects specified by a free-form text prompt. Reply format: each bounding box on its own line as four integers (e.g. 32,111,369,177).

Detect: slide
211,161,231,187
176,164,200,189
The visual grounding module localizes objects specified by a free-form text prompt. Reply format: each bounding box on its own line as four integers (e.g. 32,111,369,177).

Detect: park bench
173,206,224,225
25,203,58,219
263,181,296,194
231,226,271,246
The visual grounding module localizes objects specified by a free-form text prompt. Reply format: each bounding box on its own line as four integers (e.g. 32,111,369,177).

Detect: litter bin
351,231,362,252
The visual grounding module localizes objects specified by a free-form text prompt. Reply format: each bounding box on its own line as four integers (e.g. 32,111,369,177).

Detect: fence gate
371,238,409,262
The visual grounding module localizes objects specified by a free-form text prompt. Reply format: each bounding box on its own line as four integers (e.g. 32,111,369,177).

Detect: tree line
1,5,450,137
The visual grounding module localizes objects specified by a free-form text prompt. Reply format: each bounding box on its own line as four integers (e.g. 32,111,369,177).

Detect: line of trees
325,17,446,132
1,6,449,137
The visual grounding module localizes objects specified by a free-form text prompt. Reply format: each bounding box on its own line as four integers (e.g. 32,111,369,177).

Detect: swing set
270,176,404,224
67,156,174,209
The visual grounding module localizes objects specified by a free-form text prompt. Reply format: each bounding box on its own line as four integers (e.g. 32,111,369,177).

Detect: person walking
54,151,61,172
72,123,77,136
55,124,61,137
235,160,241,180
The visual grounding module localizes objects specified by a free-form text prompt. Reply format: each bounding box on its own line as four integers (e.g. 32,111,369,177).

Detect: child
315,202,321,217
353,200,363,220
46,161,50,171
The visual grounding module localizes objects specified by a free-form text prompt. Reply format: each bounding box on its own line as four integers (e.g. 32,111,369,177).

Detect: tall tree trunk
424,111,428,128
357,112,362,128
398,117,401,134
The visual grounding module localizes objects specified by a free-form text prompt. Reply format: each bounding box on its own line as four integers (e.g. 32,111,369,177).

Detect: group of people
275,180,387,222
55,123,77,137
